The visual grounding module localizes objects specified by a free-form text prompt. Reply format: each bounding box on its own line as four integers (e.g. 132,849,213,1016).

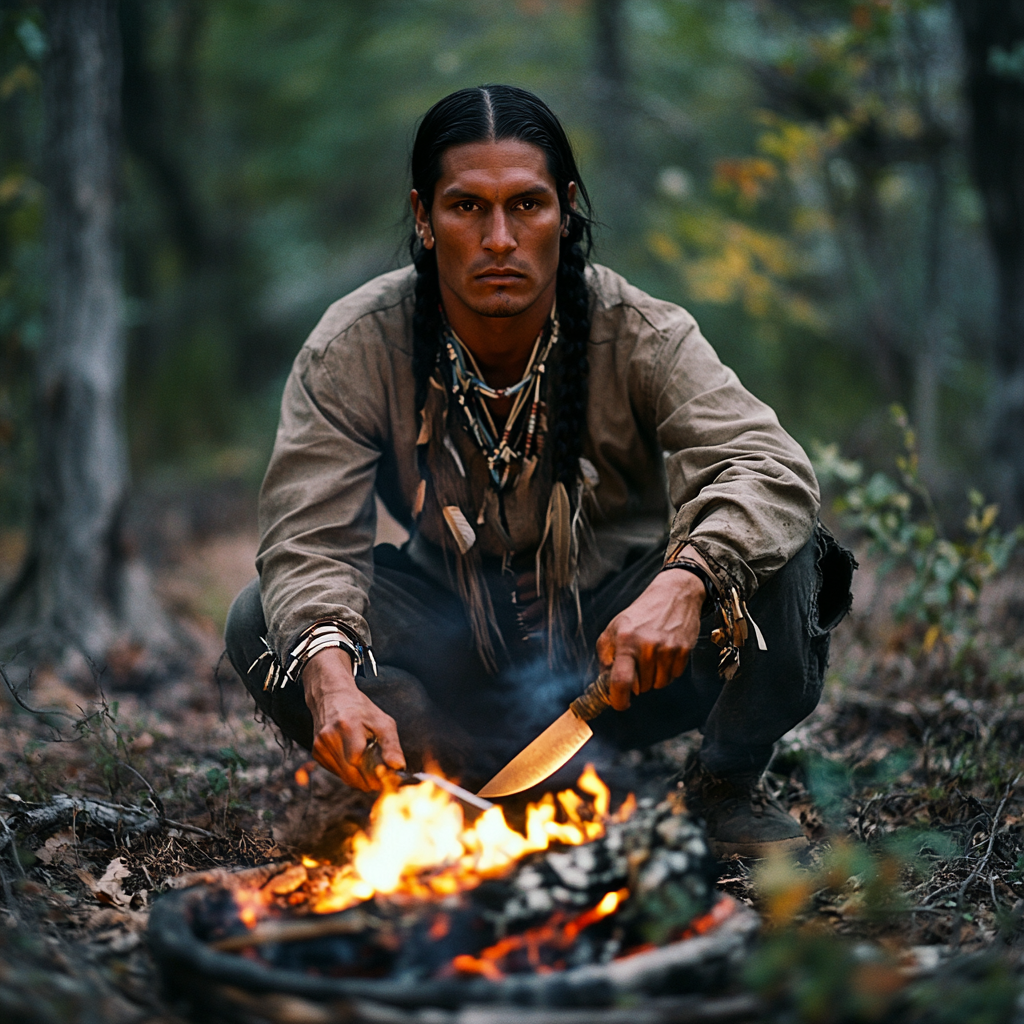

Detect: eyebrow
439,181,555,201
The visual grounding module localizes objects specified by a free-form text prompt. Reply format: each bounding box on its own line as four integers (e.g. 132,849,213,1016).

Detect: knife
363,741,494,814
478,671,613,798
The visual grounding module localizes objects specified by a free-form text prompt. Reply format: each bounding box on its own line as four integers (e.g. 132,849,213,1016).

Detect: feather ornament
548,480,572,589
442,505,476,555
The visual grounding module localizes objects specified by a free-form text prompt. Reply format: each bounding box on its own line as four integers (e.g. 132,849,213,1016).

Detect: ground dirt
2,490,1024,1023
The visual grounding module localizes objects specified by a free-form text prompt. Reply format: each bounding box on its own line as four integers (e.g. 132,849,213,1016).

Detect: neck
440,278,557,388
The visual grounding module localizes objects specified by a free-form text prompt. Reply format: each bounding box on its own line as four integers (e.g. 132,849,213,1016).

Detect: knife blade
478,671,613,798
412,771,494,812
363,742,494,814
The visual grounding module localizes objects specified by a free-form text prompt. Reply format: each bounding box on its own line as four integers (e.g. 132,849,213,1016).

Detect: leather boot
682,757,808,859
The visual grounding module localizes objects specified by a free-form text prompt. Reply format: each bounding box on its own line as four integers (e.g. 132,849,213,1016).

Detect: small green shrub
814,406,1022,660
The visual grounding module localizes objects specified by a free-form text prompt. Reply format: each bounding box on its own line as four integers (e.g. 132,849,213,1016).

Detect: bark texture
1,0,169,661
955,1,1024,518
592,0,636,235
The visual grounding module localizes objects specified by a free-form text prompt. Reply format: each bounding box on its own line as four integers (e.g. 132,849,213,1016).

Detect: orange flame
297,765,613,915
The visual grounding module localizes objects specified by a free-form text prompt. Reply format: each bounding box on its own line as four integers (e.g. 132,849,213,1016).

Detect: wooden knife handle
363,739,411,783
569,671,612,722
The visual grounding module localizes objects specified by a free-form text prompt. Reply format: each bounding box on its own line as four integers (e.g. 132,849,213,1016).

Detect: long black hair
409,85,594,488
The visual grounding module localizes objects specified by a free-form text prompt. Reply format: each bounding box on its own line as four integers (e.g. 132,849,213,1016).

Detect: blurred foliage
0,0,1003,528
747,838,1018,1022
650,0,993,478
815,405,1023,665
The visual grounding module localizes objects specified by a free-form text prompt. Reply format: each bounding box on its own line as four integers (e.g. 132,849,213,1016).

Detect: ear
562,181,578,237
410,189,435,249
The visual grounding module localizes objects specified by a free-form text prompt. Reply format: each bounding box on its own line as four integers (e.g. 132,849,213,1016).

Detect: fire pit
149,768,759,1017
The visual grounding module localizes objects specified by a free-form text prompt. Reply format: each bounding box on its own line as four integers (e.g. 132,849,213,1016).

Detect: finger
664,647,691,686
608,652,636,710
636,641,658,694
377,719,407,772
313,734,368,790
653,647,676,691
313,729,348,776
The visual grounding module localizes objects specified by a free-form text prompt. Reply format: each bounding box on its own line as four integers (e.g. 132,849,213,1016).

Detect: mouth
475,269,527,286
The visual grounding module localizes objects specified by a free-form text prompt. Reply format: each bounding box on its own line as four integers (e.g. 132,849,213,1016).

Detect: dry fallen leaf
89,856,132,908
35,828,76,866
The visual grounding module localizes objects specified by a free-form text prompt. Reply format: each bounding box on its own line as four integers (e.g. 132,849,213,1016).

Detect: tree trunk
0,0,171,664
592,0,636,237
954,0,1024,519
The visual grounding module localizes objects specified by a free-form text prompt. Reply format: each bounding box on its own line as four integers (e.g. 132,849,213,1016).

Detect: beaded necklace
441,312,558,490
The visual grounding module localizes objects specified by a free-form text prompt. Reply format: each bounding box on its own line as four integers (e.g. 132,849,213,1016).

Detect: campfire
232,765,625,923
149,766,759,1013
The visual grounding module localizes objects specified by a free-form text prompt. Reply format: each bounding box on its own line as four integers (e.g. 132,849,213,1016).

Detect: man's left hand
595,551,709,711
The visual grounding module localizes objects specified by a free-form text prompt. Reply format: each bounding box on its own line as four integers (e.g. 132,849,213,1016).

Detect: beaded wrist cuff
659,552,766,680
249,619,377,692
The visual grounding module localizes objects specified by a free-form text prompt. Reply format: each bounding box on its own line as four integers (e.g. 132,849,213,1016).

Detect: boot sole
710,834,809,859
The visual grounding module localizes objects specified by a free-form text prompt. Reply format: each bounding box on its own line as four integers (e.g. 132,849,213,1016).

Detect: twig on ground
2,660,176,830
164,818,217,840
0,661,100,738
115,760,166,820
952,777,1018,949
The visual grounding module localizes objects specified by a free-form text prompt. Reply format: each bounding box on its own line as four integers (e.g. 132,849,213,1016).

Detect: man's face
412,139,572,321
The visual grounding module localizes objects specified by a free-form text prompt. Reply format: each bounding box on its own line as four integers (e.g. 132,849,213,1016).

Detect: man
226,85,854,858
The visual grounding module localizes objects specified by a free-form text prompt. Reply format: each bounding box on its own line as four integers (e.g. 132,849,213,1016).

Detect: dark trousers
225,526,854,788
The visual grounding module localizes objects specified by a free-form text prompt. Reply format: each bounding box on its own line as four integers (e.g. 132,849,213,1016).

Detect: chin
468,289,535,319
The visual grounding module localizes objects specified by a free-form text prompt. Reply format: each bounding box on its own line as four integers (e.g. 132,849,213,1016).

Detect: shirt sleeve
255,338,383,661
635,315,820,598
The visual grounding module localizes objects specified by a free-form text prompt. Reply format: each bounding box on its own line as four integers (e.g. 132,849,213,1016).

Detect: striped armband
248,619,377,692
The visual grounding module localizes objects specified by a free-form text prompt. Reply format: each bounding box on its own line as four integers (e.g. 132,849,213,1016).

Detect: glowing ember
448,886,630,979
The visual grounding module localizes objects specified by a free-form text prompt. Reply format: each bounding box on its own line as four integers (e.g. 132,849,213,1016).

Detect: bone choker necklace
441,311,559,490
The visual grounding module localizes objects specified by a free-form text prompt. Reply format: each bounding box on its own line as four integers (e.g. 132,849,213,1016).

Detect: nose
483,208,516,255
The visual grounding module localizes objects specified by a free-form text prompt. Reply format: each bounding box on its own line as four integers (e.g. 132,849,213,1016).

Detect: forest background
2,0,1021,552
3,2,1024,1021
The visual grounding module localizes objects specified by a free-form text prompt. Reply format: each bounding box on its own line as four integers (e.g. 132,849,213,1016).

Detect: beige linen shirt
256,264,820,659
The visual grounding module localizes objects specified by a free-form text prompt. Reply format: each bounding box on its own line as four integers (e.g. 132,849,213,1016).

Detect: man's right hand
302,648,406,791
